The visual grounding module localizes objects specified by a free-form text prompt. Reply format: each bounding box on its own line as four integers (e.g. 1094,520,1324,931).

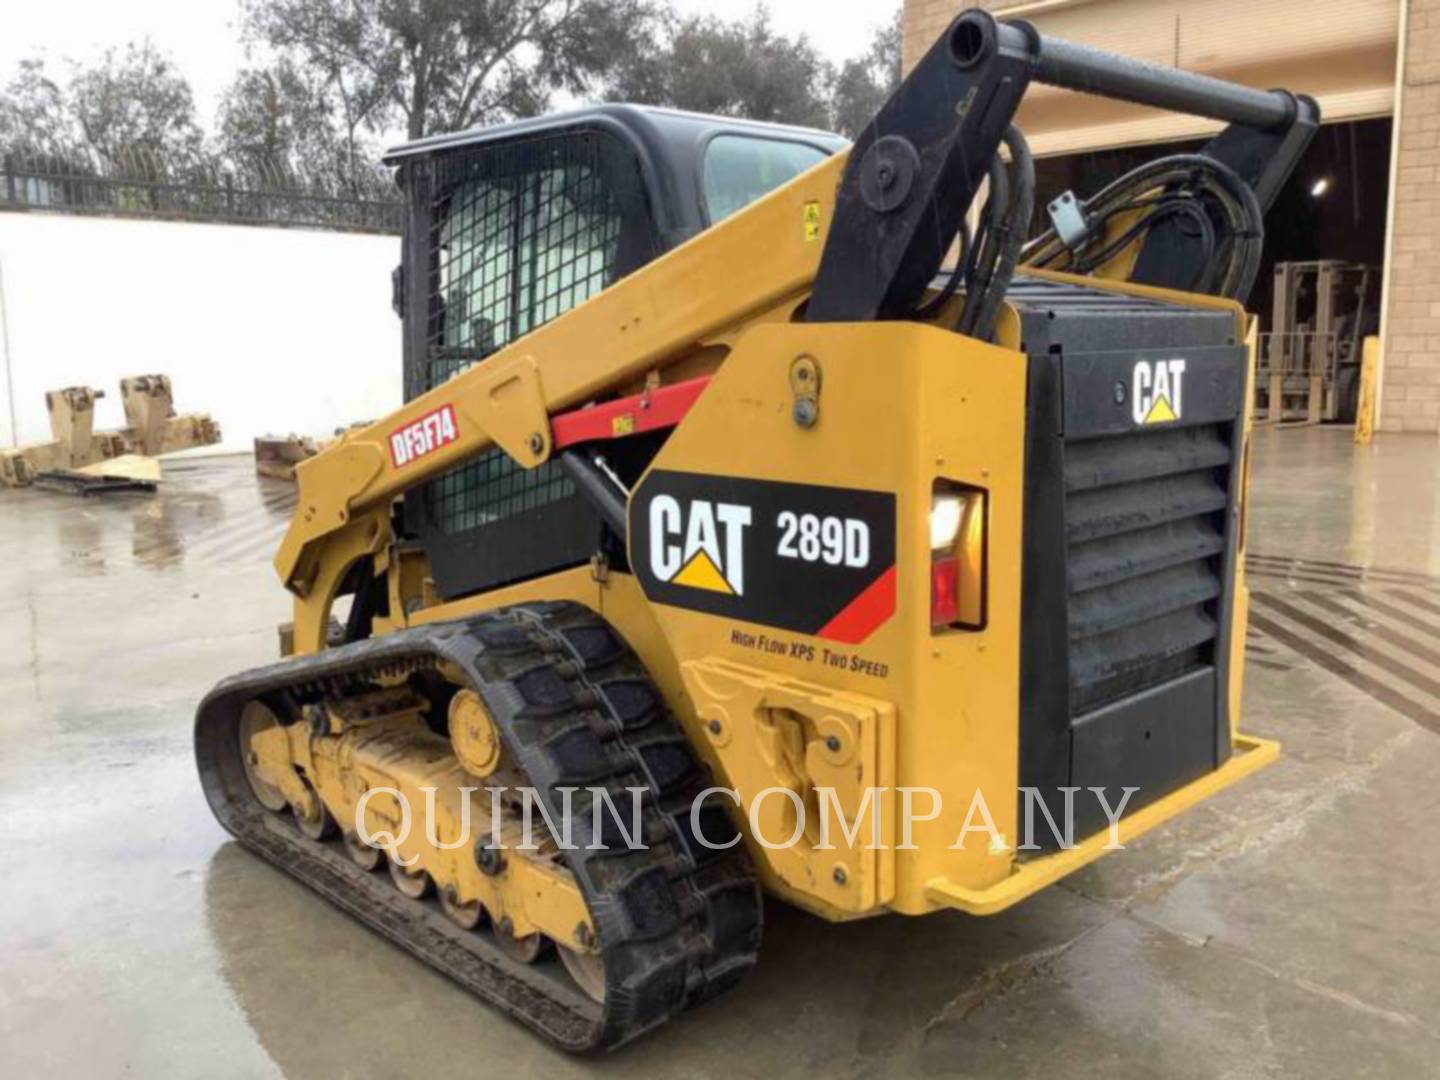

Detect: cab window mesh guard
410,130,654,539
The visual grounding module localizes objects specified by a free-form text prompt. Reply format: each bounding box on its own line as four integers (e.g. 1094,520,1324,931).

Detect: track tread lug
596,678,663,731
471,622,533,656
510,663,576,714
540,724,612,786
559,624,626,668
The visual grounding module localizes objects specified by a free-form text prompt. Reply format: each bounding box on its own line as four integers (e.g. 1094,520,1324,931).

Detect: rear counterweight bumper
925,734,1279,916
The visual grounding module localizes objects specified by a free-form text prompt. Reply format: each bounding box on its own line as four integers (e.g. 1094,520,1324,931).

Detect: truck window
702,136,829,223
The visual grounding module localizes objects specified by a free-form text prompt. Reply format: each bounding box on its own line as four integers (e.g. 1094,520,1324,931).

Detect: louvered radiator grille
1064,423,1233,716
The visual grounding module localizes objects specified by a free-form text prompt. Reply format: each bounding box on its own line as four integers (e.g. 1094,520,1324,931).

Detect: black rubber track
195,601,763,1052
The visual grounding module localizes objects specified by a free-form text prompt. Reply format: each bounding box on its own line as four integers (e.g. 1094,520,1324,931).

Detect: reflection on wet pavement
25,456,297,577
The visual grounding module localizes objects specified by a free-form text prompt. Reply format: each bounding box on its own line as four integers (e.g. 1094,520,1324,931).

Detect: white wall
0,212,402,453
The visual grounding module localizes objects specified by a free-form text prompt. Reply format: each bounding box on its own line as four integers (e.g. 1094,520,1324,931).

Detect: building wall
0,212,401,453
902,0,1435,434
1381,0,1440,433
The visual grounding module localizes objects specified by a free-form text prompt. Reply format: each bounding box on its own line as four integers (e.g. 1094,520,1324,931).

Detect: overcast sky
1,0,901,134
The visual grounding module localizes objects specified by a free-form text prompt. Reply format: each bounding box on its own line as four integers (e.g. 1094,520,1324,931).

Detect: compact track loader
197,10,1319,1051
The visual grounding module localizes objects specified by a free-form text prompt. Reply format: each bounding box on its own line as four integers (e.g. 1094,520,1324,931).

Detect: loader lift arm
275,8,1317,655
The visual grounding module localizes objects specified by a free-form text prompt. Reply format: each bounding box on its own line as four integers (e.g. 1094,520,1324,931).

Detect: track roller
387,854,433,899
438,887,484,930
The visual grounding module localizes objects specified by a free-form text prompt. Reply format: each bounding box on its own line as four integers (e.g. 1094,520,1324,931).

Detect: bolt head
475,844,505,876
707,719,722,735
527,433,545,454
825,735,841,753
793,398,818,428
833,866,848,885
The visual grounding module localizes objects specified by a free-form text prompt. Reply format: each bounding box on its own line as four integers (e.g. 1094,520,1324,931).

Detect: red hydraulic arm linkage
550,376,712,450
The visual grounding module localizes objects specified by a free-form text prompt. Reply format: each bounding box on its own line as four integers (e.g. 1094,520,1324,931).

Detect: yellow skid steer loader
197,9,1318,1051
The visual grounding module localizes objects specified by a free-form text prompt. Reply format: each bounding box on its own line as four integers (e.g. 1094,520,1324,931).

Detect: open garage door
1009,0,1400,155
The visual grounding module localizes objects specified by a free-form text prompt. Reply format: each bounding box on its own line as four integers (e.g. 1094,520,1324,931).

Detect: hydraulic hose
971,126,1036,342
911,218,974,321
957,154,1012,336
1023,153,1264,301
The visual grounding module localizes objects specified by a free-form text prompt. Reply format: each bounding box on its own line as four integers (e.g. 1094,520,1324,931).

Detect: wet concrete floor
2,428,1439,1078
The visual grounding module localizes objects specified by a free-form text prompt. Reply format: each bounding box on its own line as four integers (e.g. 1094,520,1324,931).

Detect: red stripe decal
817,565,897,645
552,376,712,449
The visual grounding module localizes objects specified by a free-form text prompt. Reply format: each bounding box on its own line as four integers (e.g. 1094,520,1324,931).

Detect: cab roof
383,103,849,249
382,103,848,165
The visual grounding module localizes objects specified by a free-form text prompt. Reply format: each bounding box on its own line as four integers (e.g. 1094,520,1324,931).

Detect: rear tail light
930,483,987,631
931,552,962,625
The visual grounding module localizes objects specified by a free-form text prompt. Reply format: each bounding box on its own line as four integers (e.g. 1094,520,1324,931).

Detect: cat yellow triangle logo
1143,395,1178,424
672,550,735,594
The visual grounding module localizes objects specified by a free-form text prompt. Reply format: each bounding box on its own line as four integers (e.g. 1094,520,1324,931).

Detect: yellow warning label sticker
803,201,822,243
612,413,636,436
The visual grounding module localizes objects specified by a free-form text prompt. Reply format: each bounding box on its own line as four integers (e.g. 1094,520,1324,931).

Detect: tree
242,0,657,144
67,41,205,168
606,7,832,130
831,13,902,139
0,60,75,150
216,59,359,185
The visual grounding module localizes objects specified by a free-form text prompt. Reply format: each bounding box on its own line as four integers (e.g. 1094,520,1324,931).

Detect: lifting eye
948,14,992,70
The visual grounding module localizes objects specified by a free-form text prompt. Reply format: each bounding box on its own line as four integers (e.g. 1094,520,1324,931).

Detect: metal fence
0,143,402,234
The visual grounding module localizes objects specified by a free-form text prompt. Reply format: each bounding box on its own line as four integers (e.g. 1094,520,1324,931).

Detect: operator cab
384,106,848,600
